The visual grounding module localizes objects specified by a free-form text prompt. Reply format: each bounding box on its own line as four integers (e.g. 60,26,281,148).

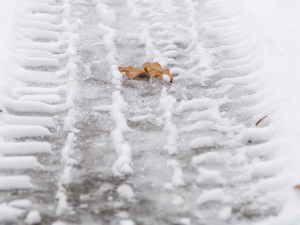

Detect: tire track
13,0,280,224
199,0,278,223
0,0,80,223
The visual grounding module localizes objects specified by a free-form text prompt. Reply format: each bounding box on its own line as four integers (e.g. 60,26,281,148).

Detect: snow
14,86,67,95
0,0,300,223
189,136,215,149
157,88,178,155
192,152,222,166
0,176,33,190
181,121,215,132
63,109,76,132
25,210,41,224
18,94,61,103
171,194,185,206
218,207,232,221
93,105,112,111
176,99,218,113
130,114,162,126
197,188,232,205
0,125,51,138
236,0,300,223
162,74,170,83
178,218,191,225
0,156,43,170
117,184,135,201
186,108,224,122
196,167,226,184
52,221,66,225
0,203,24,222
126,0,141,18
167,159,185,187
119,219,135,225
0,113,54,127
9,199,32,208
0,142,52,155
56,193,69,216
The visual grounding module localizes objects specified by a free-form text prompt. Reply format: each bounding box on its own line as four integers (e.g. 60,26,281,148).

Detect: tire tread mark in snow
0,0,79,223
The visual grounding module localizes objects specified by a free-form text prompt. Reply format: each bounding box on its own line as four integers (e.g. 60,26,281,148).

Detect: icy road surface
1,0,300,224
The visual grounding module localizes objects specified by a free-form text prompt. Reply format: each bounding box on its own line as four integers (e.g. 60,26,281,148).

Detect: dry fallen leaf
118,62,173,83
143,62,173,82
294,185,300,190
118,66,146,79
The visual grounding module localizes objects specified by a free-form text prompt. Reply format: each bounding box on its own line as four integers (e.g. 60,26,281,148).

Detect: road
0,0,294,224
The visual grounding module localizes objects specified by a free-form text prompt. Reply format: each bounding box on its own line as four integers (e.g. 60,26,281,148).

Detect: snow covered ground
1,0,300,224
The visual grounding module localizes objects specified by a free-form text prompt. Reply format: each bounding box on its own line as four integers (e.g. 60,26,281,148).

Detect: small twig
255,115,268,126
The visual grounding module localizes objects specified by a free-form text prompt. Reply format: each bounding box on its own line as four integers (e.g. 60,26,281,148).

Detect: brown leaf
118,66,146,79
255,115,268,126
143,62,173,82
118,62,173,83
143,62,162,77
294,185,300,190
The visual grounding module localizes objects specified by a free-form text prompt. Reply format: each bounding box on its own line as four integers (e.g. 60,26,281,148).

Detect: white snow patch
63,109,76,132
197,188,232,205
218,207,232,220
176,99,218,113
162,74,171,83
196,168,226,184
192,152,222,166
0,142,52,155
172,194,185,206
9,199,32,208
93,105,112,111
0,156,43,170
52,221,66,225
117,184,135,201
0,203,24,222
179,218,191,225
120,219,135,225
60,133,77,165
157,88,178,155
18,94,61,103
0,176,33,190
130,114,162,126
167,160,185,187
25,210,41,224
189,136,215,149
